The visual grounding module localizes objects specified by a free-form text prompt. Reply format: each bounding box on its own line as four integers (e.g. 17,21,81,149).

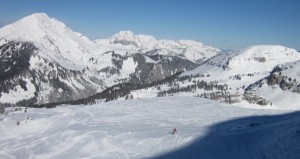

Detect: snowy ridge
186,45,300,78
97,30,220,63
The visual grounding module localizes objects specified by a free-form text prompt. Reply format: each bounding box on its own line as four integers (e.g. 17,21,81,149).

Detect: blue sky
0,0,299,50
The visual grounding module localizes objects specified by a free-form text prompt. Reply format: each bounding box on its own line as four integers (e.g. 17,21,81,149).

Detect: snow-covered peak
0,13,93,45
0,13,66,40
21,12,50,21
237,45,298,59
227,45,300,72
110,30,156,48
178,40,204,46
0,13,96,71
106,30,220,62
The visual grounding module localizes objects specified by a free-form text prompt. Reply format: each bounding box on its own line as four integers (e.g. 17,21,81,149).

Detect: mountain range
0,13,299,109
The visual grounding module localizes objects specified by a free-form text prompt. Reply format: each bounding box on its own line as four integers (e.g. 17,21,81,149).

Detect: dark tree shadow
152,111,300,159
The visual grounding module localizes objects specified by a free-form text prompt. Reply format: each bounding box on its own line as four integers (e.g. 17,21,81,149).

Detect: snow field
0,96,292,159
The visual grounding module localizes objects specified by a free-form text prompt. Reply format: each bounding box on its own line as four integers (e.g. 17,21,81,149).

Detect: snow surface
0,96,298,159
258,85,300,109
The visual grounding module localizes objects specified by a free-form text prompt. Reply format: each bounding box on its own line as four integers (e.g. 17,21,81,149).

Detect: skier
170,128,177,135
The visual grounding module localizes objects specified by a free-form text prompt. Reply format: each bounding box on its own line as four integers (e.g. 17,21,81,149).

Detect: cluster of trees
232,75,242,80
231,73,256,81
157,75,230,99
125,94,134,100
195,91,233,103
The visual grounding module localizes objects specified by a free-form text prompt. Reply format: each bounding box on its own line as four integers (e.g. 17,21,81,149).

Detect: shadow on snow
152,111,300,159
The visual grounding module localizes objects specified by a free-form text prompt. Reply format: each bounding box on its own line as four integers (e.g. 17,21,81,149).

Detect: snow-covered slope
0,96,298,159
129,45,300,109
246,60,300,109
189,45,300,93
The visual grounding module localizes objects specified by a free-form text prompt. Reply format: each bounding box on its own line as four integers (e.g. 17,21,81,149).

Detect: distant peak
0,12,71,42
112,30,137,41
28,12,50,19
239,45,296,54
110,30,156,47
20,13,51,22
7,12,62,29
116,30,134,36
112,30,156,39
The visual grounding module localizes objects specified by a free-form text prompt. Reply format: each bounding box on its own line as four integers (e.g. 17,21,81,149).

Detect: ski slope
1,96,299,159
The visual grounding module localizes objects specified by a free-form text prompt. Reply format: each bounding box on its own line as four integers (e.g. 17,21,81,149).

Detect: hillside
130,45,300,109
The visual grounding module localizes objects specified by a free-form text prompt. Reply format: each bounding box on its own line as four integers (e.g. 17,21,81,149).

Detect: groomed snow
0,96,297,159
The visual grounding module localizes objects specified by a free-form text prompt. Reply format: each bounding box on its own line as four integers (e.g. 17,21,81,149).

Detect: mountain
1,13,299,109
97,30,220,63
0,13,217,106
131,45,300,109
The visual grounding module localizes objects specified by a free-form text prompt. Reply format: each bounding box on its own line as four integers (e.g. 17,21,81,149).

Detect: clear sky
0,0,299,50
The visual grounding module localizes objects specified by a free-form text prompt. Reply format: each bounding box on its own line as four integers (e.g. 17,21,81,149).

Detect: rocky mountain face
0,40,103,106
0,13,210,106
243,60,300,108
